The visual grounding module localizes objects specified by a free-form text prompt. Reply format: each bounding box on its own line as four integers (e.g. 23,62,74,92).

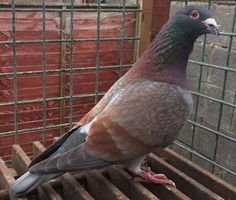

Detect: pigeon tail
10,171,60,197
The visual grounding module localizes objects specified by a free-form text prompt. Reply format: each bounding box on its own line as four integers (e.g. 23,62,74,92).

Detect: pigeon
10,5,219,197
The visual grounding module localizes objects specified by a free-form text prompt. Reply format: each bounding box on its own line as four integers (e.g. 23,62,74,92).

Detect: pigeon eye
190,10,200,19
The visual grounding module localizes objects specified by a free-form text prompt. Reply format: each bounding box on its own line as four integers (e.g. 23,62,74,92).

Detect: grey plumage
10,6,219,197
10,172,60,197
10,127,109,196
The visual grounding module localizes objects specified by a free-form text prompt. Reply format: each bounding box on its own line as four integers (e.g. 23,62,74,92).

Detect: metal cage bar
94,0,101,104
119,0,126,77
11,0,18,144
212,2,236,174
69,0,75,128
42,0,47,145
0,0,141,165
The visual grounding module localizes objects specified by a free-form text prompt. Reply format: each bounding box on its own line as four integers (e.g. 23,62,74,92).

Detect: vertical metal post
119,0,126,77
134,0,142,61
189,0,212,161
59,5,67,135
12,0,18,144
42,0,47,145
69,0,74,128
95,1,101,104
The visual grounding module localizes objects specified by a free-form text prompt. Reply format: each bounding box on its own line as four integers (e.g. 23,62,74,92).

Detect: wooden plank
142,182,191,200
0,156,27,200
0,189,9,200
37,183,63,200
61,173,94,200
36,187,50,200
138,0,154,55
53,137,59,142
156,148,236,200
147,153,224,200
12,145,31,175
85,171,129,200
105,166,190,200
151,0,171,40
32,141,46,158
104,166,159,200
0,157,15,189
139,0,171,55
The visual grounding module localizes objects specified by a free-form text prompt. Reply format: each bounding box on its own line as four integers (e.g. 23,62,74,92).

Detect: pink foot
134,167,175,187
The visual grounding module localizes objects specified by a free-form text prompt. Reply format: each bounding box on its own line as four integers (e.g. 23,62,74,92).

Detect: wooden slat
0,189,9,200
0,156,27,200
37,183,63,200
142,182,191,200
36,187,50,200
151,0,171,40
12,145,31,175
32,141,47,158
104,166,159,200
85,171,129,200
156,148,236,200
5,141,236,199
53,137,59,142
105,166,190,200
147,153,224,200
0,157,15,189
61,173,94,200
139,0,154,55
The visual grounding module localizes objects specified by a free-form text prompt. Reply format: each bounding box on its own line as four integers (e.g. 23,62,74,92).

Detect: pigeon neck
130,22,196,88
145,22,194,66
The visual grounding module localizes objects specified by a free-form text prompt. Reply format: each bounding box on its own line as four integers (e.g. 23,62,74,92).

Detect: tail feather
10,125,88,197
10,172,60,197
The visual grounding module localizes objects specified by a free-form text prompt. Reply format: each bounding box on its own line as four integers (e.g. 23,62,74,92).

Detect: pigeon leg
127,158,175,186
134,165,175,187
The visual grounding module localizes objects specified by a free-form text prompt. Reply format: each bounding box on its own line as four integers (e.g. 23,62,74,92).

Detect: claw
134,168,175,187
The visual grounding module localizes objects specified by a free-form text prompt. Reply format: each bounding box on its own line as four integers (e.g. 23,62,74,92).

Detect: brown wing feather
84,80,191,162
75,76,130,127
30,76,130,167
85,115,153,162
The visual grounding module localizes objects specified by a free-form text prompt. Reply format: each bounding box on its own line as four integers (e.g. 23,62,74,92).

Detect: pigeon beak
203,18,220,35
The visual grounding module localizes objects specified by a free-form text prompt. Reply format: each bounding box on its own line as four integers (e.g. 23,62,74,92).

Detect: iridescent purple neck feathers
128,20,197,88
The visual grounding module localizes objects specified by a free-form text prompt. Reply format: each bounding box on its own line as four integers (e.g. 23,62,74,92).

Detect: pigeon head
141,6,220,66
130,6,219,87
173,5,219,38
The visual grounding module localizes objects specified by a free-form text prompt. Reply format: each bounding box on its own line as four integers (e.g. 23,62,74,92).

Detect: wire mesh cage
0,0,236,198
0,0,141,163
169,0,236,187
